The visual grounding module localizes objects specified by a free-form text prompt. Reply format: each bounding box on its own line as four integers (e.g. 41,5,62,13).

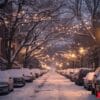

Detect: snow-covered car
64,69,73,78
56,70,65,76
91,67,100,95
30,68,42,78
22,68,34,82
7,69,25,87
71,69,81,82
75,69,93,86
0,71,14,94
83,72,94,90
70,72,78,82
41,69,48,75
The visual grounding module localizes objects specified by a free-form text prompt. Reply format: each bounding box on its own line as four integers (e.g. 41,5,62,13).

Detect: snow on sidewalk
33,71,97,100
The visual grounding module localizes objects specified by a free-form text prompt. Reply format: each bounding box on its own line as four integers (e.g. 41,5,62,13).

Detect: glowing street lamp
66,62,70,66
59,63,63,68
71,53,76,59
79,47,86,55
79,47,87,67
68,53,77,69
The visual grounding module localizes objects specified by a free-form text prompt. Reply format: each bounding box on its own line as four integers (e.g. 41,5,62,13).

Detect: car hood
0,82,8,87
0,78,8,82
7,69,23,78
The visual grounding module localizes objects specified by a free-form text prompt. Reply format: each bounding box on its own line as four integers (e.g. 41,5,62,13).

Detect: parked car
22,68,34,82
41,69,48,75
0,71,14,94
8,69,25,88
83,72,94,90
91,67,100,95
70,72,78,82
30,68,42,78
75,69,93,86
70,69,81,82
65,69,73,78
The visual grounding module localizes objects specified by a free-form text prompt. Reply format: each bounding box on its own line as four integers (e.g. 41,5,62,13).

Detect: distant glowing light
79,47,85,54
5,21,9,24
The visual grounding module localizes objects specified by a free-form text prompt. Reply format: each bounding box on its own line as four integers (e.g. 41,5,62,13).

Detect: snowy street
0,71,98,100
0,0,100,100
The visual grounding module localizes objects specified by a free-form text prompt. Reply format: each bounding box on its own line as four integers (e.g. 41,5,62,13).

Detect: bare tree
65,0,100,68
84,0,100,43
0,0,65,69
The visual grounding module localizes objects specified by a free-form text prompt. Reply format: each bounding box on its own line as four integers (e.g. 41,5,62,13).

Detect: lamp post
79,47,87,68
69,53,77,69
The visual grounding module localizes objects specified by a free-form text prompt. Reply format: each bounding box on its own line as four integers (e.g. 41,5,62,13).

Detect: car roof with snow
21,68,32,75
7,69,23,78
95,67,100,75
85,72,94,80
30,68,41,73
0,71,10,81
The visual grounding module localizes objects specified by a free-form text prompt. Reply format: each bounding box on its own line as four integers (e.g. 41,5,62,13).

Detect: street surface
0,71,98,100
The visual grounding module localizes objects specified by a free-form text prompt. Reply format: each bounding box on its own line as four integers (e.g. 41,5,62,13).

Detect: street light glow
71,53,76,58
79,47,86,55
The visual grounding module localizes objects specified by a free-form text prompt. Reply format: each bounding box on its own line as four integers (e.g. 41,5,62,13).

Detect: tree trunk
23,47,29,68
93,12,100,45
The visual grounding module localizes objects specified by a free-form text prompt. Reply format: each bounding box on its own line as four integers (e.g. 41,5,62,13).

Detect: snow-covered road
0,71,98,100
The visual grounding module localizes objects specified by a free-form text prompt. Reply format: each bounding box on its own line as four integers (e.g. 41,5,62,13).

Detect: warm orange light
79,47,85,55
59,63,63,68
71,54,76,58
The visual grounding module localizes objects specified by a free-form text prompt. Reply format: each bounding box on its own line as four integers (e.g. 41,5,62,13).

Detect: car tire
6,87,10,94
22,80,26,86
8,84,14,92
91,88,95,95
10,88,14,92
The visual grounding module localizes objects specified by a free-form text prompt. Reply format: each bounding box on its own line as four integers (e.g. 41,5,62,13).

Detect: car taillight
96,92,100,98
